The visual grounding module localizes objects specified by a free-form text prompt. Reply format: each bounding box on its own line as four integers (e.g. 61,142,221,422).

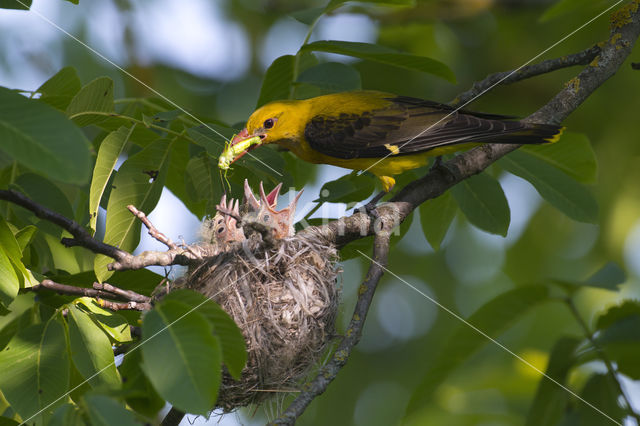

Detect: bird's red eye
263,118,275,129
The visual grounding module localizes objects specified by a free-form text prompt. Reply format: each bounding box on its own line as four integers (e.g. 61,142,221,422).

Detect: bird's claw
429,155,443,172
355,191,386,219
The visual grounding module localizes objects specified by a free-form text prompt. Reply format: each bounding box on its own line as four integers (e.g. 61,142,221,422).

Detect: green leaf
257,55,295,108
328,0,415,8
595,300,640,331
0,317,69,424
67,304,120,389
89,126,135,232
0,216,25,274
451,172,510,236
0,244,19,309
0,216,34,290
0,87,91,183
500,150,598,223
118,349,165,418
0,0,31,10
0,308,35,351
141,299,222,415
75,298,132,343
594,315,640,379
36,67,82,111
404,285,550,419
94,139,171,282
552,262,626,293
315,171,375,203
583,262,626,289
295,62,361,95
419,190,457,250
81,395,139,426
184,152,222,219
577,374,625,426
66,77,115,127
539,0,605,22
14,225,37,253
299,40,456,83
340,234,374,260
521,133,597,184
164,139,191,210
525,337,581,426
187,125,234,157
162,290,247,379
231,144,292,189
292,0,414,25
290,6,325,25
12,173,75,238
49,403,85,426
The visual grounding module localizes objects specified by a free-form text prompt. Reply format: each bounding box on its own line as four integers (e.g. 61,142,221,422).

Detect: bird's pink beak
231,128,250,145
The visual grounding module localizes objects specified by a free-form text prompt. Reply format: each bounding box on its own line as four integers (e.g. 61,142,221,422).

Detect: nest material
184,227,340,410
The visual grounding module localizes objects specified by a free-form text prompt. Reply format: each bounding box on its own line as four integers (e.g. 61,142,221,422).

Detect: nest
184,227,340,410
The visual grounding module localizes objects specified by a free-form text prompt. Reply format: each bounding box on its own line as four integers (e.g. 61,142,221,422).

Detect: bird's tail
492,122,565,145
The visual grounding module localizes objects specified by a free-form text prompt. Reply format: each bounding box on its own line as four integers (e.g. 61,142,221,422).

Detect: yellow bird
223,90,563,192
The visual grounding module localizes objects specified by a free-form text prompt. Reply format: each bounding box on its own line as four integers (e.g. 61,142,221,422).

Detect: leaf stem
303,200,324,221
564,297,640,421
289,6,329,99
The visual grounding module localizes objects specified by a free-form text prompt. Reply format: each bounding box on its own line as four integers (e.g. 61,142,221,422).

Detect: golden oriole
221,90,563,191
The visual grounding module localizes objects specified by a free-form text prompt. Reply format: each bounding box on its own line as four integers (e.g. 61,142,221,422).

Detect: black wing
304,96,560,160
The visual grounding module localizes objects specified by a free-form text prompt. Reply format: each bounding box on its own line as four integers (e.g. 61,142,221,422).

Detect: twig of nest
173,180,341,410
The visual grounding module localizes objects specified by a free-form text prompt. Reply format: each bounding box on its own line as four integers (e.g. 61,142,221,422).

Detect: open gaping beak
218,128,264,170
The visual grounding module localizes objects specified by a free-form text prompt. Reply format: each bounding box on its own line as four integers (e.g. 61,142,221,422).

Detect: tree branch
30,279,122,299
28,279,151,307
0,189,128,261
451,44,602,107
92,282,151,303
97,299,152,311
107,247,197,271
0,188,202,271
127,204,179,250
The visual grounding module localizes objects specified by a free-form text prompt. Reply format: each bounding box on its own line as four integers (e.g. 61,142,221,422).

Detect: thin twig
29,279,123,300
92,282,150,303
96,299,152,311
128,204,178,250
565,297,640,422
451,45,601,106
29,279,152,308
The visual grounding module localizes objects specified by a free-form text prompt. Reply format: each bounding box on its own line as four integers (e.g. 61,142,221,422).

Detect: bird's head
222,101,308,167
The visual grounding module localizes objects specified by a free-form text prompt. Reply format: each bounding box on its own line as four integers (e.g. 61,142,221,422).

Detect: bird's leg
357,191,387,218
429,155,443,171
356,175,395,218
